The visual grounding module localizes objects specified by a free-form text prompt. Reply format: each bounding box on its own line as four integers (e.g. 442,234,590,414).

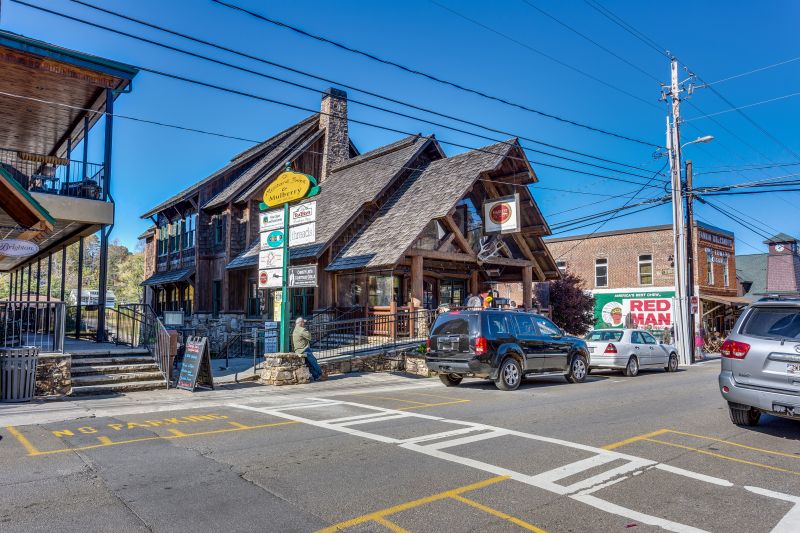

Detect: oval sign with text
262,170,312,208
0,239,39,257
489,202,512,225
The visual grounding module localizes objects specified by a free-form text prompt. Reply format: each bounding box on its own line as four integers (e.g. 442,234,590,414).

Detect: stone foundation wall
36,354,71,397
403,355,431,378
260,353,311,386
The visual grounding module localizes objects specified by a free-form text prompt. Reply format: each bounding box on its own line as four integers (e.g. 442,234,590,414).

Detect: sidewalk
0,372,436,427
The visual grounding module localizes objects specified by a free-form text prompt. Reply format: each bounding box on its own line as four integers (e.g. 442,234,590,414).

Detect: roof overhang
141,267,195,286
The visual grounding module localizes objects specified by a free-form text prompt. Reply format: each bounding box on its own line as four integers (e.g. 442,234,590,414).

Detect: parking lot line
643,438,800,476
667,430,800,460
601,429,671,450
450,494,547,532
315,476,514,533
396,399,471,411
363,395,432,406
373,516,412,533
5,425,40,455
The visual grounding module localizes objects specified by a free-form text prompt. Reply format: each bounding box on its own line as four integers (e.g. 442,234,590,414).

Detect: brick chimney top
319,87,349,181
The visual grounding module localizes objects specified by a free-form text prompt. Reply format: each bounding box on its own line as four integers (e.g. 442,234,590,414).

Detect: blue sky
3,0,799,254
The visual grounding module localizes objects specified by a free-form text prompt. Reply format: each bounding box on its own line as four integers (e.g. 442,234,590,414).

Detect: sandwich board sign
177,336,214,391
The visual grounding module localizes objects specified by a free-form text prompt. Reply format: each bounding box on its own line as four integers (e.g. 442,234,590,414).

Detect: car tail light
604,343,618,354
720,339,750,359
475,336,488,356
426,338,431,353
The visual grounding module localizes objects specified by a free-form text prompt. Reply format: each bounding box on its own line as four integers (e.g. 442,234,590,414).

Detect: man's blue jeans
304,348,323,381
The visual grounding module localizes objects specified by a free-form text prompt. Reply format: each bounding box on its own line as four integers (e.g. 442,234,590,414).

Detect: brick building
545,222,748,336
737,233,800,301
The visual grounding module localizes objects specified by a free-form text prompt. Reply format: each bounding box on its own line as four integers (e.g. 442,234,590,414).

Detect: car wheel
567,355,588,383
728,403,761,426
665,353,679,373
439,374,463,387
624,356,639,377
495,357,522,391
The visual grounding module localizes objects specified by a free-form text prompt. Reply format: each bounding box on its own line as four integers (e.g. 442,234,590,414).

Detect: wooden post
470,270,479,296
389,300,397,339
522,265,533,310
411,255,424,306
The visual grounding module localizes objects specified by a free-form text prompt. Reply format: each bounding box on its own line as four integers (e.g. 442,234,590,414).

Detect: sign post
259,163,320,354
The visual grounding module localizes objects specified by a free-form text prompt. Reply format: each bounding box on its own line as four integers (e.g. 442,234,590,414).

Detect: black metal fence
0,147,105,199
0,301,65,352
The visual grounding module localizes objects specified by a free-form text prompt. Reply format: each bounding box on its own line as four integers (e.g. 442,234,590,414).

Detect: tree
549,272,595,336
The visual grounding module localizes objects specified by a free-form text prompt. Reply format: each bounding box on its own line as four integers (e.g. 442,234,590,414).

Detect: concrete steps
69,348,167,396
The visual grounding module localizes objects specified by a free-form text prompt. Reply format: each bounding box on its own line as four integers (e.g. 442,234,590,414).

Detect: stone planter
260,353,311,386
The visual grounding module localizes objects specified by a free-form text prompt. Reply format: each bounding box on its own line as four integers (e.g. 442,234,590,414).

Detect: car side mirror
550,332,563,339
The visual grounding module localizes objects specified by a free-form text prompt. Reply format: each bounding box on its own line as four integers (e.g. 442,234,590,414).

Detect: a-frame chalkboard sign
177,336,214,391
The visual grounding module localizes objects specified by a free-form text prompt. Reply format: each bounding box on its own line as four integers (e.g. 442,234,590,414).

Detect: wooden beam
482,256,534,267
442,215,475,256
407,248,477,263
520,225,547,236
411,255,423,307
436,232,455,251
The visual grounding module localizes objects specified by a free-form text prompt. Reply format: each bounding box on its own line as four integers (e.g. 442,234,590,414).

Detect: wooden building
140,89,559,322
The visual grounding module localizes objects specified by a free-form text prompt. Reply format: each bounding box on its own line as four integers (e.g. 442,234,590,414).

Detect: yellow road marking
396,399,471,411
602,429,671,450
373,516,412,533
228,421,251,429
451,495,548,532
97,436,113,445
316,476,511,532
667,430,800,460
6,426,40,455
364,395,431,406
167,429,188,437
644,438,800,476
401,391,468,402
17,421,299,457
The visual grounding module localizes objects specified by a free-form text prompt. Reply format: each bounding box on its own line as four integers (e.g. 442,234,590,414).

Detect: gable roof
327,139,516,271
764,232,798,244
736,253,767,300
140,114,319,219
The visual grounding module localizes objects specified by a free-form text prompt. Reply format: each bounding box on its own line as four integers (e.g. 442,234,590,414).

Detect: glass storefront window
337,274,364,307
369,275,399,307
439,279,466,307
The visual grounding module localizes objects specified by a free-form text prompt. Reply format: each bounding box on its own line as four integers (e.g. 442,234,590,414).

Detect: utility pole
685,160,696,364
665,57,692,365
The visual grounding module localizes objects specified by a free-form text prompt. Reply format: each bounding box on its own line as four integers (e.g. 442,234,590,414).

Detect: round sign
0,239,39,257
601,301,624,328
259,271,268,284
489,202,512,224
266,230,284,248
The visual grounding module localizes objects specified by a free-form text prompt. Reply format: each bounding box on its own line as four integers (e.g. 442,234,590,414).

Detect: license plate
773,404,797,417
438,339,457,351
788,363,800,375
588,347,595,353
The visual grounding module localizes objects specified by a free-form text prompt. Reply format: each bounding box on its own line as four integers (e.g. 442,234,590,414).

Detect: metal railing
0,148,105,200
0,301,65,352
112,304,171,386
66,305,117,340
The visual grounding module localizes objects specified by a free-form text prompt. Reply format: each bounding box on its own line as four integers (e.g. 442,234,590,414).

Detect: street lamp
682,135,714,149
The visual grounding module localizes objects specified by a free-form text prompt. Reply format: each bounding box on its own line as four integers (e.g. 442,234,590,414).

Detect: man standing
292,317,325,381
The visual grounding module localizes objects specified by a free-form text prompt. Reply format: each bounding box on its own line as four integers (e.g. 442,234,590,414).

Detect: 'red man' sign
628,298,672,328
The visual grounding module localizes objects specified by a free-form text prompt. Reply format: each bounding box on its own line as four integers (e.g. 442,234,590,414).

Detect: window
556,260,567,275
169,221,180,253
182,213,196,250
723,261,729,287
585,330,623,342
742,307,800,340
486,314,510,336
184,284,193,316
512,314,536,336
439,279,466,307
641,332,658,345
368,275,399,307
638,254,653,285
157,225,168,256
214,216,224,245
533,315,561,336
630,331,643,344
707,258,714,284
212,280,222,318
595,258,608,287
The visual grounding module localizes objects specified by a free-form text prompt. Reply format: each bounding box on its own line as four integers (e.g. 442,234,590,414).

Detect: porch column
470,270,479,296
411,255,424,307
522,266,533,310
76,238,84,339
60,247,67,303
96,87,114,342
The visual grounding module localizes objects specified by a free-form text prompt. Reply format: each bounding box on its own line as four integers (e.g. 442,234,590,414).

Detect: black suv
426,310,590,391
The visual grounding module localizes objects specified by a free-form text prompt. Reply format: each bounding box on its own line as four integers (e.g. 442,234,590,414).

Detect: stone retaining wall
36,354,71,397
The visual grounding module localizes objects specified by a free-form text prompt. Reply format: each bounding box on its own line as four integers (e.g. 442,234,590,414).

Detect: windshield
585,330,623,342
741,307,800,340
431,313,478,336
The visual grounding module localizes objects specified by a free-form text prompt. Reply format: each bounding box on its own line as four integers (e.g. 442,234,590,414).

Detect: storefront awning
141,267,194,286
700,293,751,307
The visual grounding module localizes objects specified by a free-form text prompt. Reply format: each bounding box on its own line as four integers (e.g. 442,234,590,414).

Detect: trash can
0,346,39,403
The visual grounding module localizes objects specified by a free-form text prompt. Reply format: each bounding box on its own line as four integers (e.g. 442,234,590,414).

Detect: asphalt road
2,361,799,533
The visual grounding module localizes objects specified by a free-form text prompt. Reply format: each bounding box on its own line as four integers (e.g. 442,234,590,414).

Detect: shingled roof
327,140,516,271
140,114,319,219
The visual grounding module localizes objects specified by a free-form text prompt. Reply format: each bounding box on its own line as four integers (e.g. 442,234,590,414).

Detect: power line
63,0,659,175
695,198,773,241
209,0,663,148
695,161,800,175
583,0,669,58
550,194,668,230
704,55,800,87
683,90,800,123
550,201,668,235
14,0,667,182
428,0,660,108
519,0,661,82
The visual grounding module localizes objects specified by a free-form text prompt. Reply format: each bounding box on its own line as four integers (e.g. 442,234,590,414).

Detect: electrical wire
703,55,800,87
694,161,800,175
62,0,661,175
208,0,663,148
550,194,668,231
683,90,800,123
549,201,668,235
583,0,669,58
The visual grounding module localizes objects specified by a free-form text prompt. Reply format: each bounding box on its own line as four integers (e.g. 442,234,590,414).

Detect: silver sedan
584,328,679,376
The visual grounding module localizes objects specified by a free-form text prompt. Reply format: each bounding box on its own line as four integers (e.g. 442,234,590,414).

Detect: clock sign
776,244,785,252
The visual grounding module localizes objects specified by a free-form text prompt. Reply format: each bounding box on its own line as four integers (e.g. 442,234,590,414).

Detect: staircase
70,347,168,395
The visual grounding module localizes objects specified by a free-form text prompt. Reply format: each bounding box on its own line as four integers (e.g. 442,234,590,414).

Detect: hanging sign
290,201,317,226
259,209,284,232
0,239,39,257
289,222,316,248
177,336,214,391
484,194,521,234
260,169,320,209
259,268,283,288
288,265,318,288
259,249,284,270
261,229,284,249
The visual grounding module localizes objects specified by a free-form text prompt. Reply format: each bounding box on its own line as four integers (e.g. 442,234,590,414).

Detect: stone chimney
319,88,349,181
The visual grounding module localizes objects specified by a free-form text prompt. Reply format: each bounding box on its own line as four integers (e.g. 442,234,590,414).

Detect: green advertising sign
592,289,675,330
